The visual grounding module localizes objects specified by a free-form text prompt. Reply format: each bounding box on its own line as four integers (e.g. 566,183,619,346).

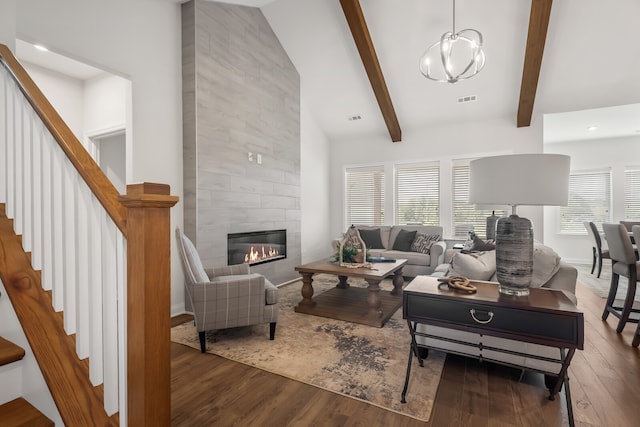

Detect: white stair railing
0,54,126,420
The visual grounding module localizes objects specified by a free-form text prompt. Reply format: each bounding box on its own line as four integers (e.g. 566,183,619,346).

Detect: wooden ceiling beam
340,0,402,142
517,0,553,127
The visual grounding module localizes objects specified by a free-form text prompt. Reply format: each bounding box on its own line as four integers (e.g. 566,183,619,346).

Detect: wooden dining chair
632,225,640,347
602,223,640,334
584,222,610,278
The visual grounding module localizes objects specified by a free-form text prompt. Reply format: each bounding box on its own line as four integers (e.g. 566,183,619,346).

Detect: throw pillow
358,228,384,249
392,229,417,251
411,233,441,254
531,243,562,287
471,236,496,251
447,251,496,281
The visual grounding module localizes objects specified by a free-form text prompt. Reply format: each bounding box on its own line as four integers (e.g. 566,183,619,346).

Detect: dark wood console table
401,276,584,426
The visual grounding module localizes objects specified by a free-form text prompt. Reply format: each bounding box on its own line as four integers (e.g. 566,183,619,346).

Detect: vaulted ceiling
21,0,640,143
256,0,640,143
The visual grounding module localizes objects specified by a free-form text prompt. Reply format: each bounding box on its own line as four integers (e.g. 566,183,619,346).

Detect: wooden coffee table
294,258,408,327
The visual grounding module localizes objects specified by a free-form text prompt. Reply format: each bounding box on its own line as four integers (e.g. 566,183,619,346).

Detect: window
451,161,503,238
345,166,385,227
394,162,439,225
624,168,640,220
560,170,611,234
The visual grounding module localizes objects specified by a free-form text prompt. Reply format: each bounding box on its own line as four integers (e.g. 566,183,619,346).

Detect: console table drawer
406,295,580,347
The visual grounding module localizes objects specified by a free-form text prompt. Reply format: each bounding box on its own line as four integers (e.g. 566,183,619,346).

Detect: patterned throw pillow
410,233,441,254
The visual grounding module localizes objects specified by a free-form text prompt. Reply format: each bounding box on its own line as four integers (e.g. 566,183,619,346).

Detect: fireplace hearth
228,229,287,266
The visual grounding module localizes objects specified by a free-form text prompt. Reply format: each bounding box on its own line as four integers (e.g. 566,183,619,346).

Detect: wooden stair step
0,397,54,426
0,337,25,367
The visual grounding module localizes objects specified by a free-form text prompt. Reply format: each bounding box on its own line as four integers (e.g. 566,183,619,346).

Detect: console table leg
298,273,316,307
401,320,418,404
365,279,382,318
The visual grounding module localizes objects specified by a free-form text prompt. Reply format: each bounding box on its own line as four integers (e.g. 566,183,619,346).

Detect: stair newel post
118,183,178,426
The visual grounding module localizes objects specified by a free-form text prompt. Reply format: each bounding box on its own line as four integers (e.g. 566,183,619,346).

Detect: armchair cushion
207,263,250,278
178,231,209,283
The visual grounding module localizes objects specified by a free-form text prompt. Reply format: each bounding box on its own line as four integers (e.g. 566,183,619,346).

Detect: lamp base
486,214,498,240
495,214,533,297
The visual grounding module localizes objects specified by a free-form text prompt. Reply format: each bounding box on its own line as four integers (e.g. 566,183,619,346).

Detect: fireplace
227,229,287,266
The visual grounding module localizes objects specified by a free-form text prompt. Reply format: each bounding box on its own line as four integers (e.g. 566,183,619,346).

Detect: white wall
22,61,85,139
330,116,546,239
544,135,640,263
300,98,332,262
17,0,185,315
0,0,16,51
83,73,128,134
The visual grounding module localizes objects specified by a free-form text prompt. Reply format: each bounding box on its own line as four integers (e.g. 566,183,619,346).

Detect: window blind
452,162,504,238
560,170,611,234
624,168,640,220
394,162,440,225
345,166,385,227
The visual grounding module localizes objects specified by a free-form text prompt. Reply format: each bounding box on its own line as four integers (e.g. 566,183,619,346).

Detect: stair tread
0,337,25,366
0,398,54,426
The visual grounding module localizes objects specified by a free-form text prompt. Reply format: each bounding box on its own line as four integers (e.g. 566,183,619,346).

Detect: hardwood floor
171,281,639,426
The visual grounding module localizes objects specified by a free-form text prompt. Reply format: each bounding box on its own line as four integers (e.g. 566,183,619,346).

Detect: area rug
573,262,640,301
171,274,445,422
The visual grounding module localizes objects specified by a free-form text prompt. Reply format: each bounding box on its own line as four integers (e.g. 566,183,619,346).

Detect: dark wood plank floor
171,281,639,426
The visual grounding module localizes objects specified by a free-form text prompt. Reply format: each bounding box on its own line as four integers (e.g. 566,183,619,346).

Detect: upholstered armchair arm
189,273,266,331
205,263,250,279
430,241,447,267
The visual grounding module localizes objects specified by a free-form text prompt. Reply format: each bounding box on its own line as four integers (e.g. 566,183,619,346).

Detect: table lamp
474,204,508,240
469,154,570,296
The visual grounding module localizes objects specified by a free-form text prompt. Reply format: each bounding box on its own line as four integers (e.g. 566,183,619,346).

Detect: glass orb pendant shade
419,0,485,83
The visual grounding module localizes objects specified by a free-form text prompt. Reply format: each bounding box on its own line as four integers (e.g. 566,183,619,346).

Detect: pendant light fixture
419,0,486,83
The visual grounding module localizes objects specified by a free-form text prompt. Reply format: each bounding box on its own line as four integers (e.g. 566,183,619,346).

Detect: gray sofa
336,225,447,276
418,244,579,376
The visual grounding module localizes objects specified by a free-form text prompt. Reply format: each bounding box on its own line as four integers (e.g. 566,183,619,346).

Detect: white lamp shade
469,154,570,207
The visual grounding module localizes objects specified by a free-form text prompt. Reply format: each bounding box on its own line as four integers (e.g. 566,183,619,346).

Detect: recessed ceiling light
33,44,49,52
587,125,598,131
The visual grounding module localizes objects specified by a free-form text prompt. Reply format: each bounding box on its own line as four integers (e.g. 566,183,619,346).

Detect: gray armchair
176,228,278,352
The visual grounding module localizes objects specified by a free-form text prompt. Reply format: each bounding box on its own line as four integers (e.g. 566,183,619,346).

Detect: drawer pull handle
470,309,494,324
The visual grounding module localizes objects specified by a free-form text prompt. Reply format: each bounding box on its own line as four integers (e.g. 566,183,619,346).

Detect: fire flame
244,246,279,263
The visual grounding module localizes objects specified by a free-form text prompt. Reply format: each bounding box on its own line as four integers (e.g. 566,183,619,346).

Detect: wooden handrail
0,44,127,234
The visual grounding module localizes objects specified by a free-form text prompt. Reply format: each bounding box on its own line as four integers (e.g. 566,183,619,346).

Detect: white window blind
345,166,385,227
394,162,440,225
452,161,505,238
560,170,611,234
624,168,640,220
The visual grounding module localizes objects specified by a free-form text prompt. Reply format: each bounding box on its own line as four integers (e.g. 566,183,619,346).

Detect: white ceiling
15,39,105,80
18,0,640,143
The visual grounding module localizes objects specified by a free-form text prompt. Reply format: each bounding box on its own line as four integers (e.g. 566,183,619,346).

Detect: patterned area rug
573,262,640,301
171,274,445,422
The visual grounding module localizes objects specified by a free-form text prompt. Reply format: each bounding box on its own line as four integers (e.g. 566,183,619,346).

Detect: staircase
0,336,53,426
0,43,178,426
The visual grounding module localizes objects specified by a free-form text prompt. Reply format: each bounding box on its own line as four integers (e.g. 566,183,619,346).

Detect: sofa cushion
383,250,430,265
358,228,385,249
356,225,392,249
411,232,440,254
448,251,496,281
392,229,417,251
